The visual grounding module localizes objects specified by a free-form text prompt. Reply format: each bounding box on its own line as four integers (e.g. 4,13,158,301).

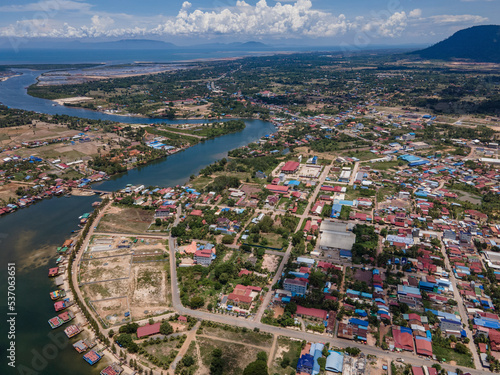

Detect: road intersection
69,159,488,374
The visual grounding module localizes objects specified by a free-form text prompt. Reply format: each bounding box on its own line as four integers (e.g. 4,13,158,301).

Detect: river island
2,47,500,375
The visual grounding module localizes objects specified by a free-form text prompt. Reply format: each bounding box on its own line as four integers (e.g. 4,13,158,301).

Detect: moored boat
49,289,66,300
48,310,75,329
48,267,60,277
54,298,73,312
64,324,81,338
83,349,102,365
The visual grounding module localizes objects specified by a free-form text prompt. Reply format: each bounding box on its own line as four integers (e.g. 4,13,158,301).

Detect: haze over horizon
0,0,497,50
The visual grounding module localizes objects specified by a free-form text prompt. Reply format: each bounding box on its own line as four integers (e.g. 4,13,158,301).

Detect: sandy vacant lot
97,206,154,234
262,254,280,273
0,182,37,203
53,96,93,105
0,123,126,163
83,279,129,301
81,236,171,322
92,296,130,326
0,123,78,145
79,251,131,284
129,262,171,319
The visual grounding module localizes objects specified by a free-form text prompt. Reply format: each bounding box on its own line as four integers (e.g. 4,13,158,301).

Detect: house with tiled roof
227,285,262,309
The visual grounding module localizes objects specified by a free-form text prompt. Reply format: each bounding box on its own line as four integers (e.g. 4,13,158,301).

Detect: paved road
254,162,331,323
438,242,483,370
71,201,112,325
349,161,360,186
161,162,487,374
93,231,169,238
71,170,488,375
157,303,486,375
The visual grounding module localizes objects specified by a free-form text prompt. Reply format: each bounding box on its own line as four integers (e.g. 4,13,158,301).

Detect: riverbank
52,96,93,105
0,74,20,82
0,117,254,220
0,63,277,375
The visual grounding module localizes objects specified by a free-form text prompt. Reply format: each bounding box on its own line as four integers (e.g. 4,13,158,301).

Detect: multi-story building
283,278,308,296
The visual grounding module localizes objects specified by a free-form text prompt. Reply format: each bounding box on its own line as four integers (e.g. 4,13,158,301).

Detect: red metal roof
296,306,327,320
393,327,414,351
266,184,289,193
137,322,161,338
281,161,300,172
227,293,253,304
415,338,433,357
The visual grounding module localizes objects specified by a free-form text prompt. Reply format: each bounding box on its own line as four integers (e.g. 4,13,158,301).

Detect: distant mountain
237,41,268,48
189,41,270,50
411,25,500,63
66,39,268,50
79,39,177,49
0,37,272,51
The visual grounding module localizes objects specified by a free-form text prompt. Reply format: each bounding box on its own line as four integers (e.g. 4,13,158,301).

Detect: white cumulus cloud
360,10,416,38
409,9,422,18
0,0,92,13
0,1,491,41
429,14,488,24
90,15,114,32
152,0,350,38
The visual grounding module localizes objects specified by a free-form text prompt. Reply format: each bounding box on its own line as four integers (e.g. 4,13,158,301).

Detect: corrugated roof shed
137,322,161,338
325,351,344,373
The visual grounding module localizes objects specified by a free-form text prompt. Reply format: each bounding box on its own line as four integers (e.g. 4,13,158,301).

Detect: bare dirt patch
142,339,180,364
79,252,131,284
1,123,78,145
91,296,129,326
262,254,281,273
222,252,232,262
366,332,377,347
273,305,284,319
53,96,93,105
97,206,153,234
270,337,302,375
0,182,35,203
200,326,273,347
81,235,171,322
129,262,171,319
0,122,126,163
369,357,390,375
83,279,129,301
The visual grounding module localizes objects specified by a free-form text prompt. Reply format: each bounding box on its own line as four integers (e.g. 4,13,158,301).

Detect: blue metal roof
339,250,352,258
441,319,461,325
325,352,343,373
349,318,369,327
400,326,413,334
297,354,314,372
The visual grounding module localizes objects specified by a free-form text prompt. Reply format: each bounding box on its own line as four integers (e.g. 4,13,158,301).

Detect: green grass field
432,344,475,368
197,336,269,375
270,337,303,375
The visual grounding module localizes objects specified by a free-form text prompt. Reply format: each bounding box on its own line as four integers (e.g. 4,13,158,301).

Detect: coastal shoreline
0,74,21,82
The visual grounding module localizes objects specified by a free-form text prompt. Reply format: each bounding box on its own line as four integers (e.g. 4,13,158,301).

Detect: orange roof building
184,241,197,254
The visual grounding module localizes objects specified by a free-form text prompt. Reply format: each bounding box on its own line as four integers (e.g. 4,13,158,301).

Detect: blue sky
0,0,497,46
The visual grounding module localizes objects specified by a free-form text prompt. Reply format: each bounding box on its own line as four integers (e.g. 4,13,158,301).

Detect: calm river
0,71,275,374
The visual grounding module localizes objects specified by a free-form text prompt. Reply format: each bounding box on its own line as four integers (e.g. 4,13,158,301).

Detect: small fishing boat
48,310,75,329
49,289,66,300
